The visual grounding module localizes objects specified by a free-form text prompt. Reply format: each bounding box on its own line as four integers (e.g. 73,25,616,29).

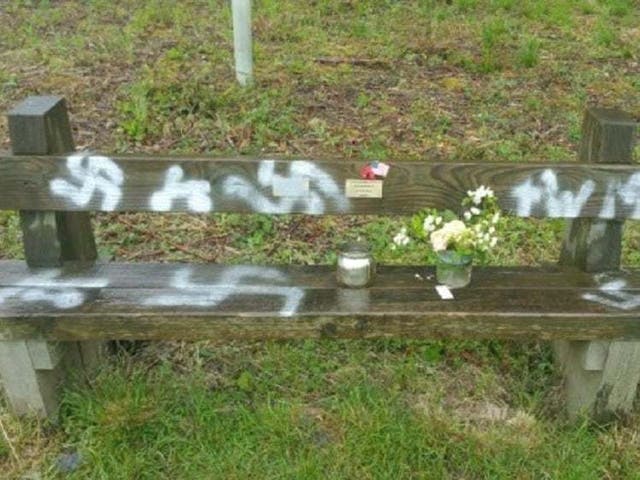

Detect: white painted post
232,0,253,86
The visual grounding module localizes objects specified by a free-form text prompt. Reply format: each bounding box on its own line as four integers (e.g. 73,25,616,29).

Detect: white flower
423,216,435,233
435,216,443,225
393,228,410,247
430,229,448,251
468,185,494,205
492,212,500,224
430,220,467,252
463,211,472,220
490,237,498,247
470,207,481,215
489,226,495,234
442,220,466,236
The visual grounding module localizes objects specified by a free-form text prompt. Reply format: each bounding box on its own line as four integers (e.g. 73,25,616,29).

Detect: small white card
435,285,454,300
345,179,383,198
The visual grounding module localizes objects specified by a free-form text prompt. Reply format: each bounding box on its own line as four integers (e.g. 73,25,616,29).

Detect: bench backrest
0,154,640,219
1,95,638,271
2,98,638,221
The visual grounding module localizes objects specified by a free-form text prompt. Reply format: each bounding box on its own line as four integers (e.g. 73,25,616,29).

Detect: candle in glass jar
337,243,375,288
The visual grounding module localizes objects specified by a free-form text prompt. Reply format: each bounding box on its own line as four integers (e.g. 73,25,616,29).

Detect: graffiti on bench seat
0,270,108,309
583,277,640,311
143,266,304,316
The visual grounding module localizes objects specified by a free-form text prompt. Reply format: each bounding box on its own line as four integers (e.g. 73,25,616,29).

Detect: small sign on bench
345,179,383,198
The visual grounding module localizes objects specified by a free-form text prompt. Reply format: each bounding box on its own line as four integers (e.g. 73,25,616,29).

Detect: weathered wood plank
1,305,640,342
1,260,640,290
0,263,639,341
1,155,640,217
0,284,638,316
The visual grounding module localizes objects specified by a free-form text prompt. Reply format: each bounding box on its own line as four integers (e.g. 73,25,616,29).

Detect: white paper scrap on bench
435,285,454,300
272,177,310,197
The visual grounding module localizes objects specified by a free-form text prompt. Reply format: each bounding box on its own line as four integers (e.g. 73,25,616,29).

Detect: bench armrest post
1,96,101,419
7,96,97,267
557,107,639,422
559,108,636,271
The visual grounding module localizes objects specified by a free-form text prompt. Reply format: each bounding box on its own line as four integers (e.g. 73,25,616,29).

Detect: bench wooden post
557,107,638,421
0,96,104,419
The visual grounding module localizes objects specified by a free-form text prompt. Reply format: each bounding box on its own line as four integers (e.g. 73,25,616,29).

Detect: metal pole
232,0,253,86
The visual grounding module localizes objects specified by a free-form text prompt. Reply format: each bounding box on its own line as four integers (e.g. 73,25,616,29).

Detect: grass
37,341,640,479
0,0,639,478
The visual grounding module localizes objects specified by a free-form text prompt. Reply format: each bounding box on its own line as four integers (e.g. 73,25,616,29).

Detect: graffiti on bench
49,154,349,214
511,169,640,219
143,266,304,316
583,277,640,311
0,270,108,309
223,160,349,214
150,165,212,212
50,154,124,211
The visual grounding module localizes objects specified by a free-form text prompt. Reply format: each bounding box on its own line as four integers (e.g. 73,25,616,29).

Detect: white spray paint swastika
150,165,212,212
583,278,640,311
0,270,108,309
512,169,595,217
50,154,124,210
511,170,640,219
143,266,304,316
223,160,349,214
616,172,640,218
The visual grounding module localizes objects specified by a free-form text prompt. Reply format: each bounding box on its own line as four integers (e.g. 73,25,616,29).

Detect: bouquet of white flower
392,186,502,288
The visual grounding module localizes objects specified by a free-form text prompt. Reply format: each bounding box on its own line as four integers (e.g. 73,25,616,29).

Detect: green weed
518,36,541,68
595,22,617,47
480,18,510,72
118,80,152,143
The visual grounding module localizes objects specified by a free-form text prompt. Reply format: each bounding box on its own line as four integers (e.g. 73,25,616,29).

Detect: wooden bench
0,96,638,422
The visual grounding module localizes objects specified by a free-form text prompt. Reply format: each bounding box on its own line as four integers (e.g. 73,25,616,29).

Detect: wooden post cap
7,96,74,155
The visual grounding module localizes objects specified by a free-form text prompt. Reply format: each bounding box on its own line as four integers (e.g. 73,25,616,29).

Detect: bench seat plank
0,261,639,341
1,260,640,290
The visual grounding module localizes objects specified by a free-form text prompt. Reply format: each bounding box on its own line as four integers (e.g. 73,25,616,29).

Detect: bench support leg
0,340,106,419
557,107,638,421
1,341,67,419
554,340,640,420
1,96,108,420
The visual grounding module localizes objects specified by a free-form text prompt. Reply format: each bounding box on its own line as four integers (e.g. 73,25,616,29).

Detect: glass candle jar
337,243,375,288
